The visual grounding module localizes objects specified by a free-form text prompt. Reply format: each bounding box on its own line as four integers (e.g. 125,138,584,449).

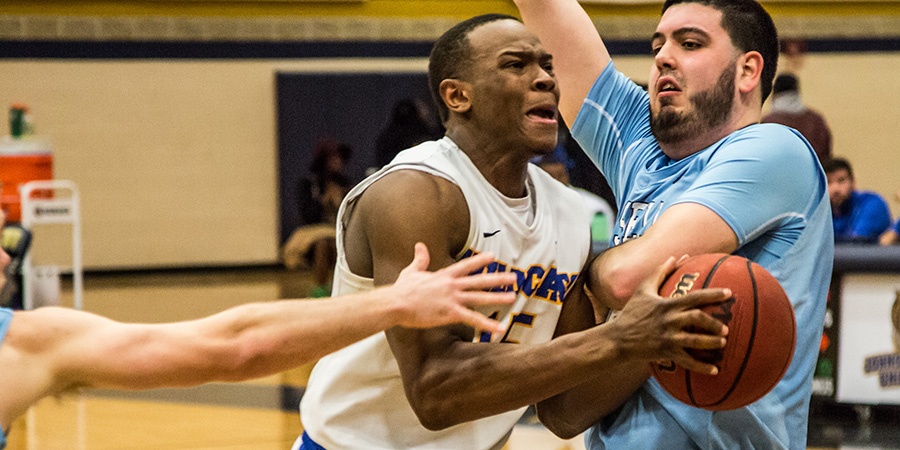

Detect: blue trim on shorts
300,432,326,450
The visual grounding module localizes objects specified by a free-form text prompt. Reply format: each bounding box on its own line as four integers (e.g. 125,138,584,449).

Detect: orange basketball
650,253,796,411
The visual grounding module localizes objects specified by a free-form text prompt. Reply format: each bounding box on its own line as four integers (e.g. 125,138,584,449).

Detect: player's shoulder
855,190,889,206
361,169,463,214
727,123,814,161
742,123,808,146
388,137,453,165
362,139,463,206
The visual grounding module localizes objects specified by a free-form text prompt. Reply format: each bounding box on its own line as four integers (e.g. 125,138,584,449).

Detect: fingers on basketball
651,253,796,411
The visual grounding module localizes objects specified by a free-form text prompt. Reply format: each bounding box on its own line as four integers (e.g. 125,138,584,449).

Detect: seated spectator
880,218,900,246
762,73,832,164
880,190,900,246
374,98,442,170
534,148,614,252
825,157,891,243
283,139,352,297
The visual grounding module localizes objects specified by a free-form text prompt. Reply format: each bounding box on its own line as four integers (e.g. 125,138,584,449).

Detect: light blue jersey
0,307,12,450
571,63,833,450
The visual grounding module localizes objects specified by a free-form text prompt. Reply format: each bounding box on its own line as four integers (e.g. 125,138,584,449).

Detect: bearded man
515,1,833,449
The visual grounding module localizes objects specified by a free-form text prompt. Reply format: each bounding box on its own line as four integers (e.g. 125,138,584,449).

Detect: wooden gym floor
4,267,898,449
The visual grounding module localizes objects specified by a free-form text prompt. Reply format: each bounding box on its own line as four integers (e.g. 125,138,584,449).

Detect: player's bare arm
514,0,611,124
536,256,732,438
533,260,647,438
12,252,515,389
589,202,738,311
356,169,635,429
0,238,515,430
351,174,732,431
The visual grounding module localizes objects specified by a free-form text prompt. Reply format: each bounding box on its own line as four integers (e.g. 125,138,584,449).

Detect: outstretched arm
514,0,611,125
0,243,514,426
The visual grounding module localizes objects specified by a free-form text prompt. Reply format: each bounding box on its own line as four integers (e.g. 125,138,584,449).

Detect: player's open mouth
526,106,557,123
660,83,679,92
657,76,682,97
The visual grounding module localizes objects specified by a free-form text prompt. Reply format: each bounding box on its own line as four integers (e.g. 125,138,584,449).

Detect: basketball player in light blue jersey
515,0,832,449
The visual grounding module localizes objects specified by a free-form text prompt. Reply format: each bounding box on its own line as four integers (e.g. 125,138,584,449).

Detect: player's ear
440,79,472,114
737,51,763,96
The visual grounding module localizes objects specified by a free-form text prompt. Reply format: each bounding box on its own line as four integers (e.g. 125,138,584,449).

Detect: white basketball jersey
298,137,591,450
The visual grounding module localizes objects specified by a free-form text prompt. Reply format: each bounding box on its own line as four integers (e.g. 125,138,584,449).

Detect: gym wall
0,1,897,269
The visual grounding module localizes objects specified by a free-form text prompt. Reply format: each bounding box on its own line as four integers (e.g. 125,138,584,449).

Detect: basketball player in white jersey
298,14,731,450
0,210,521,449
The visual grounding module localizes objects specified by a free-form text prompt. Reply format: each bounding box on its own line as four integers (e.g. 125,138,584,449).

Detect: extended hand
606,256,730,375
391,243,516,332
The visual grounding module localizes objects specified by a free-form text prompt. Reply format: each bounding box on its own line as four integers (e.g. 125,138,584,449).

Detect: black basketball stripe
709,259,760,407
702,258,761,409
685,254,732,406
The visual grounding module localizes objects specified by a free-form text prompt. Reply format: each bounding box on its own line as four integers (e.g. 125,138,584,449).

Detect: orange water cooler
0,136,53,223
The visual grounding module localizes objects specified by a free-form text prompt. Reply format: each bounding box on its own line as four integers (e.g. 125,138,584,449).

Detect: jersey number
479,311,535,343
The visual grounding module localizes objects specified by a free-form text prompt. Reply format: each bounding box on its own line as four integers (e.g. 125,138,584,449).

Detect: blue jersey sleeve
674,124,823,249
570,62,652,202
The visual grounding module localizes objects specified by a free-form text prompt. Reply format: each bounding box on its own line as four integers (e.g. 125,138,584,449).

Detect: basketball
650,253,796,411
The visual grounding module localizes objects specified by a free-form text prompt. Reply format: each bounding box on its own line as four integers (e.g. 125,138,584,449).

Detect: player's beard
651,64,736,146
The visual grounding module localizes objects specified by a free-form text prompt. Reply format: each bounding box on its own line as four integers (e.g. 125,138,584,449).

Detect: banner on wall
837,274,900,405
811,280,839,399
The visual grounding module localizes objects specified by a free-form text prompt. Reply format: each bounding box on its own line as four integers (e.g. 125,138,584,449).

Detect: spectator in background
283,138,352,297
825,157,891,243
534,148,614,253
880,219,900,246
762,73,833,164
879,190,900,246
374,98,442,170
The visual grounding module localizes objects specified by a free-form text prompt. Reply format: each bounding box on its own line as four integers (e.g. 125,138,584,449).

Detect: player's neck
445,128,530,199
660,108,761,160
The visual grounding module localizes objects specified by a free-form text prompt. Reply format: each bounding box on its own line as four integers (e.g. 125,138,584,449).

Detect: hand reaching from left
389,243,516,332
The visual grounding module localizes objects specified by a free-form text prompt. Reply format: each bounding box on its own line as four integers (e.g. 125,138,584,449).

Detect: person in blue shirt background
879,190,900,246
881,218,900,246
825,157,891,243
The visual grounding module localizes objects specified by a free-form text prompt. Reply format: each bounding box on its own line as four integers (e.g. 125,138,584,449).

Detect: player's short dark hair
772,73,799,95
428,14,520,123
662,0,778,104
310,138,352,175
822,157,853,179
